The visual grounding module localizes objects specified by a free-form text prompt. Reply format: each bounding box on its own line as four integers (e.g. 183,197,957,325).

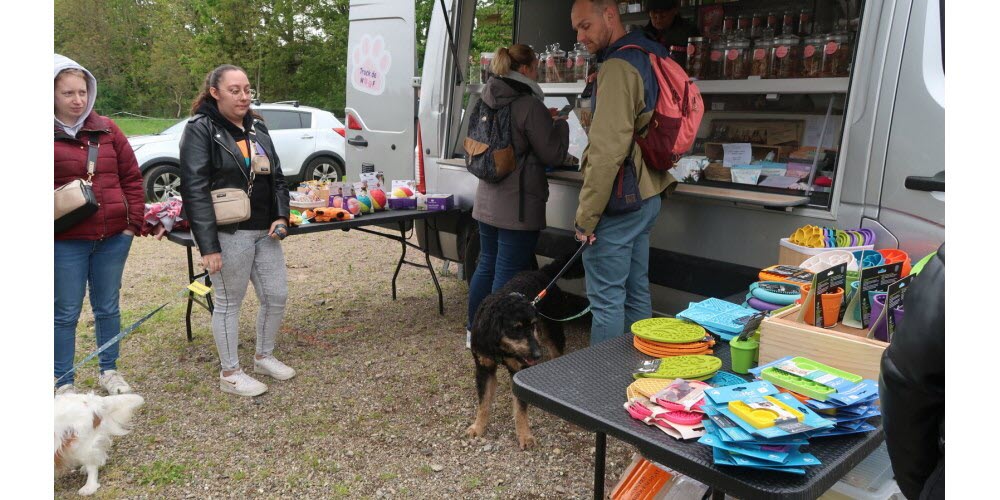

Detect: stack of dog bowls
630,318,716,357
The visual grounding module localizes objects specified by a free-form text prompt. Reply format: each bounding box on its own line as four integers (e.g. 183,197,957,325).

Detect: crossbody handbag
54,134,100,233
210,130,256,225
604,139,642,216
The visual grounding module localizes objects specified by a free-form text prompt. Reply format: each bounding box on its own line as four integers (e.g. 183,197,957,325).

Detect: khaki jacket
575,58,676,234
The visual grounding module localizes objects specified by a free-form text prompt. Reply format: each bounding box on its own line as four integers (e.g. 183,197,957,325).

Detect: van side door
344,0,416,181
873,0,944,258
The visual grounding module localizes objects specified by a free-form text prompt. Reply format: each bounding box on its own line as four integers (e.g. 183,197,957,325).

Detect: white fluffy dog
54,392,144,496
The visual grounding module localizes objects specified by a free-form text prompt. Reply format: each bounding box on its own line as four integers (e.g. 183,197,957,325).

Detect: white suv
129,102,347,201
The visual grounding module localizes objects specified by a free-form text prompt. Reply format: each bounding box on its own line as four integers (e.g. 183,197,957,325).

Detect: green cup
729,337,760,374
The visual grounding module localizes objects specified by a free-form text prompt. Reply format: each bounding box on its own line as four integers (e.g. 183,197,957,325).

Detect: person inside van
570,0,677,345
643,0,700,52
465,44,570,349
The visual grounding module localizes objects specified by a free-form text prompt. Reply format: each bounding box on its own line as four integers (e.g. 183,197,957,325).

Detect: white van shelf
464,82,587,95
467,78,848,96
694,78,850,94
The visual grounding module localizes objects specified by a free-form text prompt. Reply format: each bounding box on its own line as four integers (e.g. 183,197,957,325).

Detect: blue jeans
54,233,134,386
467,222,540,330
583,195,661,345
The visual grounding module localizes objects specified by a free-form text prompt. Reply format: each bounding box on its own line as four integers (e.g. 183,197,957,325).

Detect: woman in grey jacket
466,44,570,347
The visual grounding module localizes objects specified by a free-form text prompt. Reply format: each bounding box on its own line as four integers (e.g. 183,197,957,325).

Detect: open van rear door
344,0,416,181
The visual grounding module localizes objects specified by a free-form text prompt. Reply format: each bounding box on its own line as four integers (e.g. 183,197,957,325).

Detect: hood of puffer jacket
54,54,98,137
481,75,538,110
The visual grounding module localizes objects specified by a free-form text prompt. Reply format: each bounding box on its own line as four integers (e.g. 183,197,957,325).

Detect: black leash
530,240,588,307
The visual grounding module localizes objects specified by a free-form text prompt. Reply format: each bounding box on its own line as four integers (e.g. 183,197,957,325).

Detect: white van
344,0,944,314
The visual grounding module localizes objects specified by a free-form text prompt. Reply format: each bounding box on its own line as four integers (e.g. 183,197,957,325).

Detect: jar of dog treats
545,43,566,83
724,38,751,80
709,38,726,79
686,36,708,79
769,35,800,79
822,32,852,77
750,38,772,78
801,35,825,77
572,42,591,81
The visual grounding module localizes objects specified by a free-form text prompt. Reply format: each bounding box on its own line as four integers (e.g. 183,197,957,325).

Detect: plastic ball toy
346,197,361,215
370,188,387,210
392,186,414,198
331,195,345,209
356,195,372,213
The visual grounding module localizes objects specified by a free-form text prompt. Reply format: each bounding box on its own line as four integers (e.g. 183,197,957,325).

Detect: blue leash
55,302,168,386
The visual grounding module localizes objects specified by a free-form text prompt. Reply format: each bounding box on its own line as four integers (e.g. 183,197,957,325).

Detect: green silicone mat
633,355,722,380
631,318,707,344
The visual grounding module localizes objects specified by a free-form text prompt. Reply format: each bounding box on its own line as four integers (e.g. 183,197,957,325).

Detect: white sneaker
253,356,296,381
55,384,77,396
466,329,472,350
219,370,268,397
99,370,132,394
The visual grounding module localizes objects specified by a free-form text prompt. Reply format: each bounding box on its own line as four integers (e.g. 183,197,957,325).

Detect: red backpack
618,44,704,170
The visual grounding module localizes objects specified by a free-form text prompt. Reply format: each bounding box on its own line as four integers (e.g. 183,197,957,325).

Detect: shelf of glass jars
693,76,849,94
465,77,847,96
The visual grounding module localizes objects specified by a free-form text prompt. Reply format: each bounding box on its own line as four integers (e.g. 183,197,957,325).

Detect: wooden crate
759,305,888,381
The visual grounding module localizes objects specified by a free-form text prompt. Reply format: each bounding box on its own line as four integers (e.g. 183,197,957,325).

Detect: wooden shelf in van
694,78,849,95
672,184,810,208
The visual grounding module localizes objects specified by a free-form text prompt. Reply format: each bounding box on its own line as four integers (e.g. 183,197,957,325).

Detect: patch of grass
379,472,397,481
464,476,482,490
232,470,247,481
331,482,351,497
115,117,179,137
137,460,188,486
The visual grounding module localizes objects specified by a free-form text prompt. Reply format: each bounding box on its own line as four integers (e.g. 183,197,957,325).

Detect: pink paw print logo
351,34,392,96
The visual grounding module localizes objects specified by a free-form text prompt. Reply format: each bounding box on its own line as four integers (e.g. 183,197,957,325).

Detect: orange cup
819,287,845,327
801,284,844,327
878,249,912,276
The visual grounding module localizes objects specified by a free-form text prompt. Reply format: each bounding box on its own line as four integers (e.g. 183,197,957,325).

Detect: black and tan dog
465,252,585,449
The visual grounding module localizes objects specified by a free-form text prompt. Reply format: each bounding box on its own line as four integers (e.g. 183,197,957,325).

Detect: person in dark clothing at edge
879,244,944,500
642,0,700,51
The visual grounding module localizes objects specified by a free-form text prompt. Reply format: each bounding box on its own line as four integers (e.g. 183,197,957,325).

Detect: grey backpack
463,99,516,183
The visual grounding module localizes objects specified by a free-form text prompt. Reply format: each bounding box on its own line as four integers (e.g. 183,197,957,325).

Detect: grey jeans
210,230,288,371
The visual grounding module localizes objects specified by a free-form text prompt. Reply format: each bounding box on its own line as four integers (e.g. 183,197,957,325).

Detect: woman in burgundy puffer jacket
54,54,144,396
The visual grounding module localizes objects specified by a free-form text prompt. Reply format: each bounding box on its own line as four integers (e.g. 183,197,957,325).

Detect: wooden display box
703,142,798,163
759,305,888,381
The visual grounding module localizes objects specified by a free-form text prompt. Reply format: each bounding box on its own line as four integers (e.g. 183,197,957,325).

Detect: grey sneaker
220,370,268,397
253,355,296,381
55,384,77,396
99,370,132,394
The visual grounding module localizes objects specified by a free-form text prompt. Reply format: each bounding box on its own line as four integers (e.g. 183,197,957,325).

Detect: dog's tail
101,394,145,436
539,246,587,282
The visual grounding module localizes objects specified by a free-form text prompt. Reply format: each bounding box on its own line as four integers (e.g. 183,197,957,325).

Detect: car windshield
159,119,188,135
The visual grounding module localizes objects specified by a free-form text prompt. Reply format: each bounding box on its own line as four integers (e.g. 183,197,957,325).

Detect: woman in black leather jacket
179,64,295,397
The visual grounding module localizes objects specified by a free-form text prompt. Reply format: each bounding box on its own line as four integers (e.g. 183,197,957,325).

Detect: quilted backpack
463,99,516,183
618,44,704,170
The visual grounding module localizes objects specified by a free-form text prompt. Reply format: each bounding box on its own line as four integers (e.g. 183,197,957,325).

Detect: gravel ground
55,227,637,498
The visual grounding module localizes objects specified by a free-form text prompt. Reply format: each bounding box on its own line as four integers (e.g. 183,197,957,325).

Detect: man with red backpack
571,0,701,345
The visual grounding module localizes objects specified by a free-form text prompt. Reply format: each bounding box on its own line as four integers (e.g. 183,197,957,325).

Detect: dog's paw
517,433,537,450
78,483,100,496
465,424,486,439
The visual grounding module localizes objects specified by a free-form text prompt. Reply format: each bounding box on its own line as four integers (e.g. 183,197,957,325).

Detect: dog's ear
102,394,145,426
